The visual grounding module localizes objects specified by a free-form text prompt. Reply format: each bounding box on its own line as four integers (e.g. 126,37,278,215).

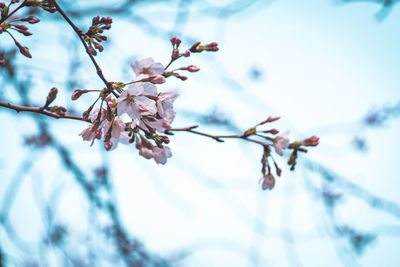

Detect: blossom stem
164,58,175,70
0,100,90,122
167,126,269,147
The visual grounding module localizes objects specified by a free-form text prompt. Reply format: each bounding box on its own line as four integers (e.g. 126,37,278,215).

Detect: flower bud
92,16,100,25
149,74,166,84
188,65,200,72
46,87,58,106
189,41,201,53
93,41,104,52
95,129,102,139
21,16,40,24
183,50,191,57
0,2,5,8
104,140,113,151
16,42,32,58
71,89,89,100
82,106,93,120
303,136,319,146
172,49,180,60
244,127,256,137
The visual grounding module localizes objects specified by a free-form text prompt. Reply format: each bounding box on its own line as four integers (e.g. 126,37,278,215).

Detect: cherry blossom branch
0,0,27,24
0,100,89,122
49,0,111,88
167,125,270,147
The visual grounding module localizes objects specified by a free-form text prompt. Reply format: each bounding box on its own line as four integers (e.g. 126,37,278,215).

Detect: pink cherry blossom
152,146,172,165
273,131,290,156
259,174,275,190
117,83,157,125
79,125,97,142
131,58,165,81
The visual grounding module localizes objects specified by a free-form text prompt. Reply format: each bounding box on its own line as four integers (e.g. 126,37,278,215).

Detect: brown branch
49,0,111,89
167,125,270,147
0,101,90,122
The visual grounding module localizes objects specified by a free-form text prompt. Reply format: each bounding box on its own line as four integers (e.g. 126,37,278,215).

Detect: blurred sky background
1,0,400,266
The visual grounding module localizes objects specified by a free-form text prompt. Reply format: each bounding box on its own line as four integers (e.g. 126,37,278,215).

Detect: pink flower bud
170,36,177,44
21,16,40,24
17,45,32,58
172,49,180,59
187,65,200,72
104,140,113,151
46,87,58,105
183,50,191,57
303,136,319,146
71,89,89,100
92,16,100,25
150,74,166,84
96,129,102,139
14,25,28,31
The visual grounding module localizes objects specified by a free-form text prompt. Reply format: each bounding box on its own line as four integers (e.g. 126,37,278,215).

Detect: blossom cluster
79,58,177,164
0,0,319,191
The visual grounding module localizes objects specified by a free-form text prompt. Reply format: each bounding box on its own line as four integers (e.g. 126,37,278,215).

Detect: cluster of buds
189,41,219,53
163,37,217,81
76,37,220,162
83,16,113,56
239,116,319,190
25,0,56,13
42,87,67,115
78,57,178,163
1,1,42,58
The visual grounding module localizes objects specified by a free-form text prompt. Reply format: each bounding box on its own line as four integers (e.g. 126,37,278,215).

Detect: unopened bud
92,16,100,25
71,89,89,100
303,136,319,147
244,127,256,137
93,41,104,52
21,16,40,24
16,42,32,58
150,74,166,84
262,129,279,135
172,49,180,60
0,2,5,8
104,140,113,151
183,50,190,57
187,65,200,72
189,41,201,53
82,106,93,120
48,106,66,115
95,129,102,139
45,87,58,106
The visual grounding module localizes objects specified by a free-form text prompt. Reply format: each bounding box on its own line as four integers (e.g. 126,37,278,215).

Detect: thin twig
167,125,270,146
0,101,89,122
